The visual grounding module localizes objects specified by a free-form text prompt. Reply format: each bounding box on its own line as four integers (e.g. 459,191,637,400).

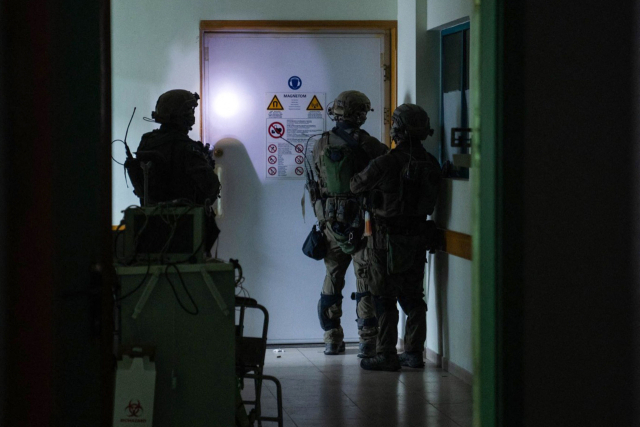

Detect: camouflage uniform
350,142,435,355
312,122,388,348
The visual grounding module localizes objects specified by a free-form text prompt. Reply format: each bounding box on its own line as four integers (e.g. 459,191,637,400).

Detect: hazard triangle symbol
307,95,323,111
267,95,284,110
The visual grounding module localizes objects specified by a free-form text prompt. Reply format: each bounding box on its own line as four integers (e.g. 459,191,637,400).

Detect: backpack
399,152,442,216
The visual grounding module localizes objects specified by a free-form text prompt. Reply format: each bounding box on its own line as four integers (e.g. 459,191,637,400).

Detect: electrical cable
157,205,195,264
111,107,138,186
165,264,199,315
116,257,151,302
111,139,127,166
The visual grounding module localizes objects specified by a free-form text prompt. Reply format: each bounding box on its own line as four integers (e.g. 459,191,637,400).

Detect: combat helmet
151,90,200,130
328,90,372,126
390,103,434,143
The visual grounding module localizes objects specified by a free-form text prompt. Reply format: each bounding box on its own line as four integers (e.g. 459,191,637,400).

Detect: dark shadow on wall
212,137,262,259
211,137,264,336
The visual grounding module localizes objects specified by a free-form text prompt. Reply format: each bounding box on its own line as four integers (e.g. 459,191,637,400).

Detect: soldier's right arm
360,135,389,161
350,156,389,194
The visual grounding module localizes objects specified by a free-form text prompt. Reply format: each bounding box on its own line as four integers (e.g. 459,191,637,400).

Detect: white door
202,31,390,343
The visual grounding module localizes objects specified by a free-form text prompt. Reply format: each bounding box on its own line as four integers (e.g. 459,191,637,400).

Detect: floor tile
431,402,473,426
259,345,473,427
287,404,368,420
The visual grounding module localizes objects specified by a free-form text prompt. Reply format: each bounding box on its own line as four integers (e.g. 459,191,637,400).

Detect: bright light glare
213,92,240,118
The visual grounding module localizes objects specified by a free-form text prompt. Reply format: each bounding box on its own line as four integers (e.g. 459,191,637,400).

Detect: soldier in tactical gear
351,103,442,371
311,90,388,357
125,89,221,248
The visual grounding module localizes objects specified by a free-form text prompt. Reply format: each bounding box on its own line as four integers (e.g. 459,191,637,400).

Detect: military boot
324,341,346,355
360,353,401,371
399,351,425,368
357,339,376,358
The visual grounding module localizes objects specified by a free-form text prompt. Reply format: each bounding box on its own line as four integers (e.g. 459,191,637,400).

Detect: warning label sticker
265,92,325,180
307,95,323,111
267,95,284,110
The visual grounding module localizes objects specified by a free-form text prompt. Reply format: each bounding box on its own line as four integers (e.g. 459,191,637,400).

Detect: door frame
474,0,525,425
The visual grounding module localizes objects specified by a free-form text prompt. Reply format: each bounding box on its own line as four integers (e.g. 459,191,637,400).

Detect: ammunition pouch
306,180,321,204
318,197,362,228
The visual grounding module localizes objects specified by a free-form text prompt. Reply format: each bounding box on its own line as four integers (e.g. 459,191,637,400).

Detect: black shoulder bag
302,224,326,260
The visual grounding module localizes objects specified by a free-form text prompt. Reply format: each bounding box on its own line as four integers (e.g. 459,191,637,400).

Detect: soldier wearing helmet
310,90,388,357
351,103,442,371
126,89,221,247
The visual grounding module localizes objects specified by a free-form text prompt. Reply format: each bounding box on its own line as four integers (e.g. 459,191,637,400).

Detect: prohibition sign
295,155,304,164
268,155,277,164
268,122,285,139
295,144,304,153
295,167,304,176
268,144,277,153
268,167,277,176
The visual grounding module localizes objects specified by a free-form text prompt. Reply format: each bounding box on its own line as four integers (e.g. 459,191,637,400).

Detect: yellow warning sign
307,95,323,111
267,95,284,110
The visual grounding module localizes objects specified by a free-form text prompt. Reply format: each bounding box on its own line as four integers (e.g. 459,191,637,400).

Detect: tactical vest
316,129,372,254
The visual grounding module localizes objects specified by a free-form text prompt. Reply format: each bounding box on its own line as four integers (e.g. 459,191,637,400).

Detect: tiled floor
240,344,473,427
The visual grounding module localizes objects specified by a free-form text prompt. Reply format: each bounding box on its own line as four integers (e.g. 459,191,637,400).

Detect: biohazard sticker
307,95,323,111
265,92,326,180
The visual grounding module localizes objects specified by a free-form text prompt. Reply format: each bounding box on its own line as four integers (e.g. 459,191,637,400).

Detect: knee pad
398,297,427,315
353,291,377,328
353,291,371,304
373,296,397,319
356,317,377,328
318,293,343,331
